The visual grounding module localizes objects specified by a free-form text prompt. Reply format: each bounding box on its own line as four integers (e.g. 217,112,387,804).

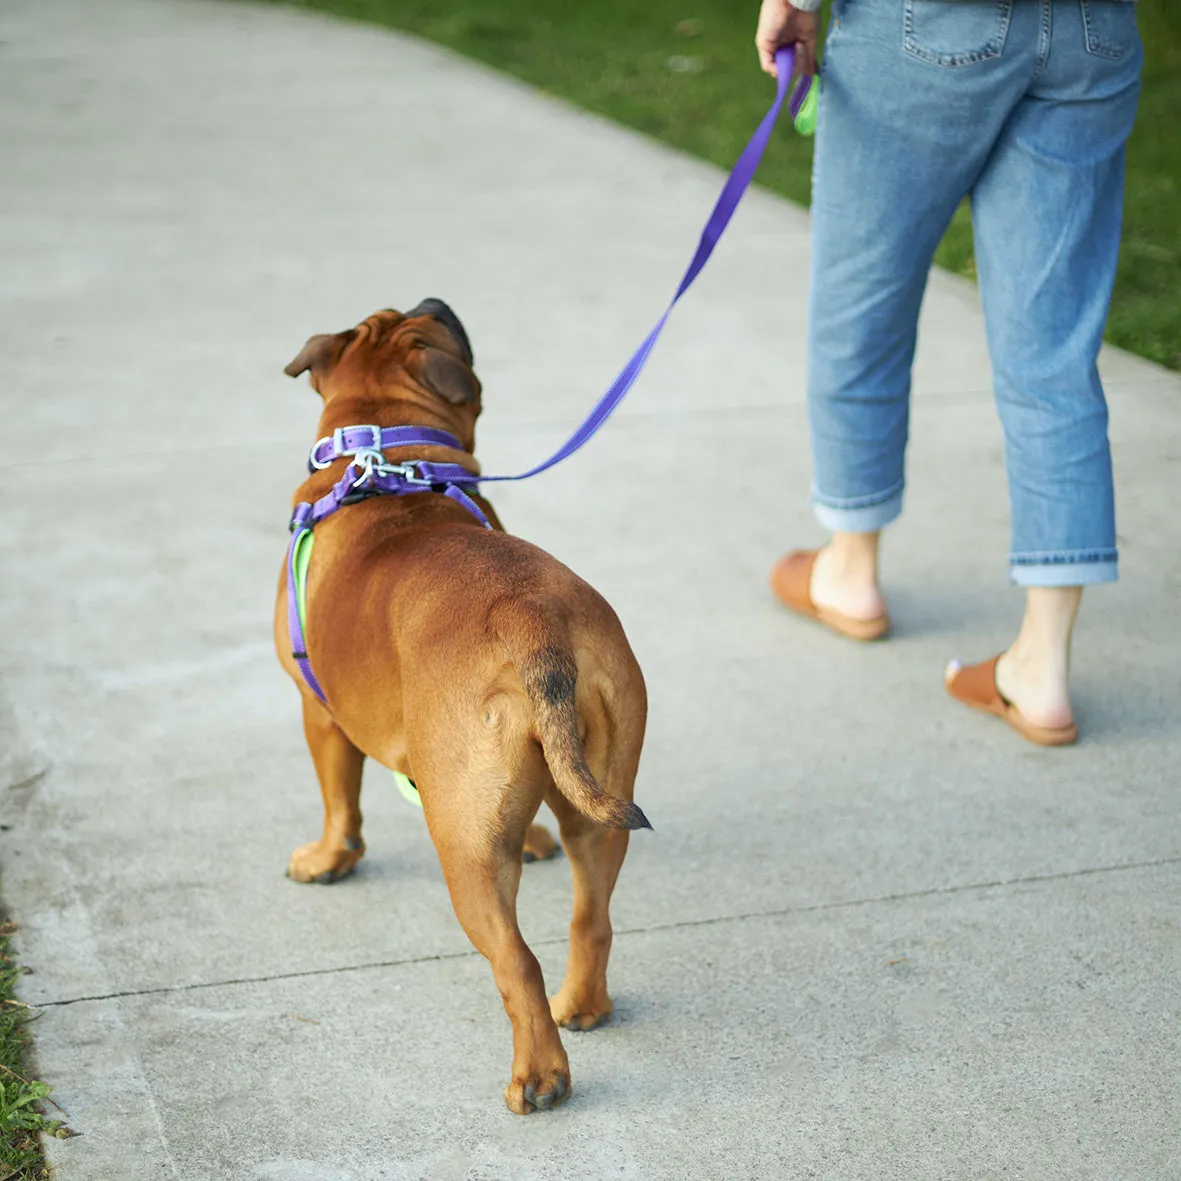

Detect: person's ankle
1004,635,1066,676
821,532,879,582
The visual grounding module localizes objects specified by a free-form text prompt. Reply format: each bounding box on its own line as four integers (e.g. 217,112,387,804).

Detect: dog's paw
504,1068,571,1115
522,823,559,864
550,990,613,1032
287,838,365,884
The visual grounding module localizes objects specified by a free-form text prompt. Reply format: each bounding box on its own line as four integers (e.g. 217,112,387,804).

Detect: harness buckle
339,488,378,507
288,503,314,533
337,424,385,459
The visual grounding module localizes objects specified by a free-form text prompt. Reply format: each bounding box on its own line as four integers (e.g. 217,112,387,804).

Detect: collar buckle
308,424,387,470
355,424,384,452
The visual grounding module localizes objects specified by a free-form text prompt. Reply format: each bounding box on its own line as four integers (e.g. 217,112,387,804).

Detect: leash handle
469,45,797,485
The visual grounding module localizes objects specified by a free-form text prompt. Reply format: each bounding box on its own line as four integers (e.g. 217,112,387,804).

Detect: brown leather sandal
769,550,891,642
945,655,1078,747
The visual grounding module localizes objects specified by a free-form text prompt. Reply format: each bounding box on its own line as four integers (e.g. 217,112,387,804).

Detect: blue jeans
807,0,1142,586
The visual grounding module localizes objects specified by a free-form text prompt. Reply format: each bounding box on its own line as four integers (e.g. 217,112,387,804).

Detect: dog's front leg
287,694,366,884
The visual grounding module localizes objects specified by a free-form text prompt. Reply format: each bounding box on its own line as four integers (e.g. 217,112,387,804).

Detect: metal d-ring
349,447,386,488
308,437,333,470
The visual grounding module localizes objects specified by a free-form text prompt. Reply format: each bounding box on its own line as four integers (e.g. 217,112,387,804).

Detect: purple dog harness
286,425,489,702
288,48,807,703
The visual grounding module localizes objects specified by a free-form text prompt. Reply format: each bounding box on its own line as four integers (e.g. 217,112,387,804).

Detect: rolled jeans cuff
1008,552,1118,588
812,483,904,534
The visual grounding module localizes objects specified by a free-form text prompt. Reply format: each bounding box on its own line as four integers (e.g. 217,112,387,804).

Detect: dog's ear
283,330,355,379
408,345,481,406
403,298,474,366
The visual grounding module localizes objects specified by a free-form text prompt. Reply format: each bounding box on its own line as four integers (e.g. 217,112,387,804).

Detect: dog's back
303,513,647,829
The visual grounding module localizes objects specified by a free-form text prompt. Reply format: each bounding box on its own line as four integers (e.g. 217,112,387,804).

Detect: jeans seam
1033,0,1053,78
1009,550,1118,566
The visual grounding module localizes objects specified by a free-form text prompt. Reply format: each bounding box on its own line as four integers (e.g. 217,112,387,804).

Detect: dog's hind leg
547,701,643,1032
288,694,366,884
420,761,571,1115
545,798,629,1032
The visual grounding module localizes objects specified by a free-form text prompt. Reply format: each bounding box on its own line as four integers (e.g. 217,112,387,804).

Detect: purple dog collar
308,424,466,471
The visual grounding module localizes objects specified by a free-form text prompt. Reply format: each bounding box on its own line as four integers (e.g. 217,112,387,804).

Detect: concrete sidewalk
2,0,1179,1176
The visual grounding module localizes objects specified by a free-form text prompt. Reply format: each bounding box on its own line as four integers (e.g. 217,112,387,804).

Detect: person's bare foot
809,541,887,623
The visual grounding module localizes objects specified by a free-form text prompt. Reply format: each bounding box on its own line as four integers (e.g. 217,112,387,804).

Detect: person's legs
796,0,1036,620
963,0,1142,728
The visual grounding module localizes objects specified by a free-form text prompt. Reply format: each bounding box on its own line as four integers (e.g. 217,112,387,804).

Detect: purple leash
287,47,802,702
452,45,800,486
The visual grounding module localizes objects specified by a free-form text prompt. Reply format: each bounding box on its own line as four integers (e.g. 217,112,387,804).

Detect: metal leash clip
349,447,387,488
350,449,434,490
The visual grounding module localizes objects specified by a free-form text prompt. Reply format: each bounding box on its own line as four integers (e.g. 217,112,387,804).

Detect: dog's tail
522,646,650,832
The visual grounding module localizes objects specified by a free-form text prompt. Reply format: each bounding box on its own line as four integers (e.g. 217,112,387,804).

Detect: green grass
0,922,65,1181
266,0,1179,370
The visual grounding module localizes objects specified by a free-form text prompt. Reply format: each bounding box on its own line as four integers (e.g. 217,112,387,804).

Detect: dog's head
284,300,481,440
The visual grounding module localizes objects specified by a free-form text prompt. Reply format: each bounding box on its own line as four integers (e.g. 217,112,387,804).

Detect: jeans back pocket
903,0,1014,68
1080,0,1138,60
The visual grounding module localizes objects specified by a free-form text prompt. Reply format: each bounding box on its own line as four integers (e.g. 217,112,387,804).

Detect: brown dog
274,301,649,1114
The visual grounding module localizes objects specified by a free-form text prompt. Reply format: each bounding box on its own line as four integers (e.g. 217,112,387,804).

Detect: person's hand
755,0,819,79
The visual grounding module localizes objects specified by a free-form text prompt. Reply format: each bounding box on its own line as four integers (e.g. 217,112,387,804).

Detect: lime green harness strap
393,771,423,806
292,528,315,636
292,531,422,809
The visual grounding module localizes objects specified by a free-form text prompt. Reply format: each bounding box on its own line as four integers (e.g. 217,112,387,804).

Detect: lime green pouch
793,78,819,137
